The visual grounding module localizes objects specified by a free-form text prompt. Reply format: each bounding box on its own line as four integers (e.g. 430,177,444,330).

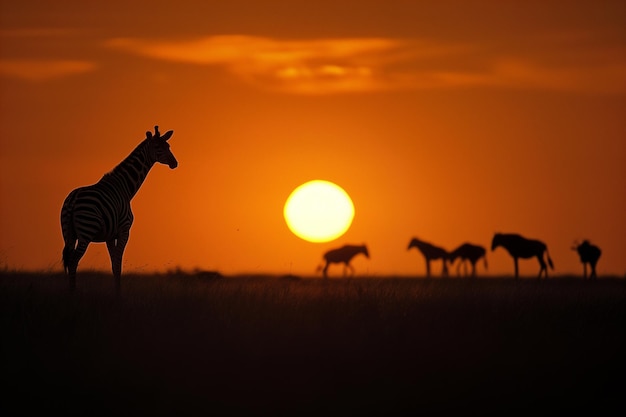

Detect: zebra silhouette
573,240,601,279
407,237,449,278
491,233,553,279
61,126,178,292
319,244,369,278
448,243,487,277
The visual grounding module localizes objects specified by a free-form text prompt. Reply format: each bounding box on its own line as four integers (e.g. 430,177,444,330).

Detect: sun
284,180,355,243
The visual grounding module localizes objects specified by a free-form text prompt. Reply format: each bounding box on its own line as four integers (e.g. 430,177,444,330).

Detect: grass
1,271,624,416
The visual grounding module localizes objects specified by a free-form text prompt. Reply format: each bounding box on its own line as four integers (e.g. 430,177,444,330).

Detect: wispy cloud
106,35,626,95
0,59,97,81
105,35,472,94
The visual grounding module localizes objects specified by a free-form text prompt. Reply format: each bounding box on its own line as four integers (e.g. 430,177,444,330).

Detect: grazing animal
448,243,487,277
320,244,370,278
407,237,449,278
491,233,553,279
573,240,601,279
61,126,178,292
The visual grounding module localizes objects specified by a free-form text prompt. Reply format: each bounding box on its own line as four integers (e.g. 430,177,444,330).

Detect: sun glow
284,180,355,243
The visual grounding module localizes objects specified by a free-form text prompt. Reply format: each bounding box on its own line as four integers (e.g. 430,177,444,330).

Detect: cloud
105,35,472,94
0,59,97,81
489,59,626,94
106,35,626,95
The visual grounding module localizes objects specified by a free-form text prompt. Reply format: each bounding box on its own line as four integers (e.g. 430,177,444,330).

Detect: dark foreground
1,272,624,416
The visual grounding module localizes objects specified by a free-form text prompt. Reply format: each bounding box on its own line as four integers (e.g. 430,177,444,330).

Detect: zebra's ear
146,131,153,139
161,130,174,141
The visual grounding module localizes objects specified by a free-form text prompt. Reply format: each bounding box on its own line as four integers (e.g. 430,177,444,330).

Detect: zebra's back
62,183,133,243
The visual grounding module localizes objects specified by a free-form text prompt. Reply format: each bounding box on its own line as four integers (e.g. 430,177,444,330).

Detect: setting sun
284,180,355,243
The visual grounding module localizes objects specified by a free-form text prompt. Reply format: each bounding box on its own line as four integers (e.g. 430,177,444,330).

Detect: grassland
1,271,624,416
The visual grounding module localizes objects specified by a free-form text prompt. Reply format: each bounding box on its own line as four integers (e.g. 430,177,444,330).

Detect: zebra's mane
100,138,151,181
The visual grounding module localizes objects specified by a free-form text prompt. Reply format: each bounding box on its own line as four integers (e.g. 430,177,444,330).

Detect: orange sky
1,0,625,277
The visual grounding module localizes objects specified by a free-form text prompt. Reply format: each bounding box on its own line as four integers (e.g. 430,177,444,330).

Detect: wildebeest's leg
583,263,588,279
514,257,519,279
537,255,547,279
470,260,477,277
425,259,431,278
442,259,449,277
589,262,597,279
322,261,330,279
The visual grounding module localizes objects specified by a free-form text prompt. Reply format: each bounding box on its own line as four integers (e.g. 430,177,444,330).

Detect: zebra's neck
100,139,155,200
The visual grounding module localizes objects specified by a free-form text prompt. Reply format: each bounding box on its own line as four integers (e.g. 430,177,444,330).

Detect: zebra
491,233,553,279
61,126,178,292
448,243,487,277
319,244,370,278
572,240,601,279
407,237,449,278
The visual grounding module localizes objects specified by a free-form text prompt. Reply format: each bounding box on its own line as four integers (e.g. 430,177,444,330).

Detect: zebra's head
146,126,178,169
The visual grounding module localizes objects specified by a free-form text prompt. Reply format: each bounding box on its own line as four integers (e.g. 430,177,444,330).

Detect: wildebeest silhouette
407,237,449,278
61,126,178,293
448,243,487,277
491,233,553,279
572,240,601,279
319,244,370,278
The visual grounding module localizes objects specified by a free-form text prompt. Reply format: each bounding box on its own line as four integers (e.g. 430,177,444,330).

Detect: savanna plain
1,271,624,416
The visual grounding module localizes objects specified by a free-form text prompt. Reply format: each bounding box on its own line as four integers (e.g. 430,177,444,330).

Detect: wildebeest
407,237,449,278
319,244,370,278
448,243,487,277
491,233,554,279
572,240,601,279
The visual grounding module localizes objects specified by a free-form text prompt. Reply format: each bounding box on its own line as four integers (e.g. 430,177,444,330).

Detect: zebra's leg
470,261,477,277
69,240,89,291
513,257,519,279
442,260,449,277
106,239,118,277
425,259,431,278
107,231,129,294
583,263,588,279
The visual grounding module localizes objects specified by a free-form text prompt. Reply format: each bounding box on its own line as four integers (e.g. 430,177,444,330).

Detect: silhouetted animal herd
60,125,604,291
321,235,602,280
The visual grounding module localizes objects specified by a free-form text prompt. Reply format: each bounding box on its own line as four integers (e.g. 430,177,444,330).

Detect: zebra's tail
483,255,488,270
62,245,73,274
61,189,78,274
546,247,554,270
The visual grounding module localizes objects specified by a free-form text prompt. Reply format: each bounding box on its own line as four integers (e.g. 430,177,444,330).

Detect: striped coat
61,126,177,292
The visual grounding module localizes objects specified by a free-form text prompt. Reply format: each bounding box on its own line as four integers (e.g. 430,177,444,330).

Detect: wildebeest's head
491,233,503,251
